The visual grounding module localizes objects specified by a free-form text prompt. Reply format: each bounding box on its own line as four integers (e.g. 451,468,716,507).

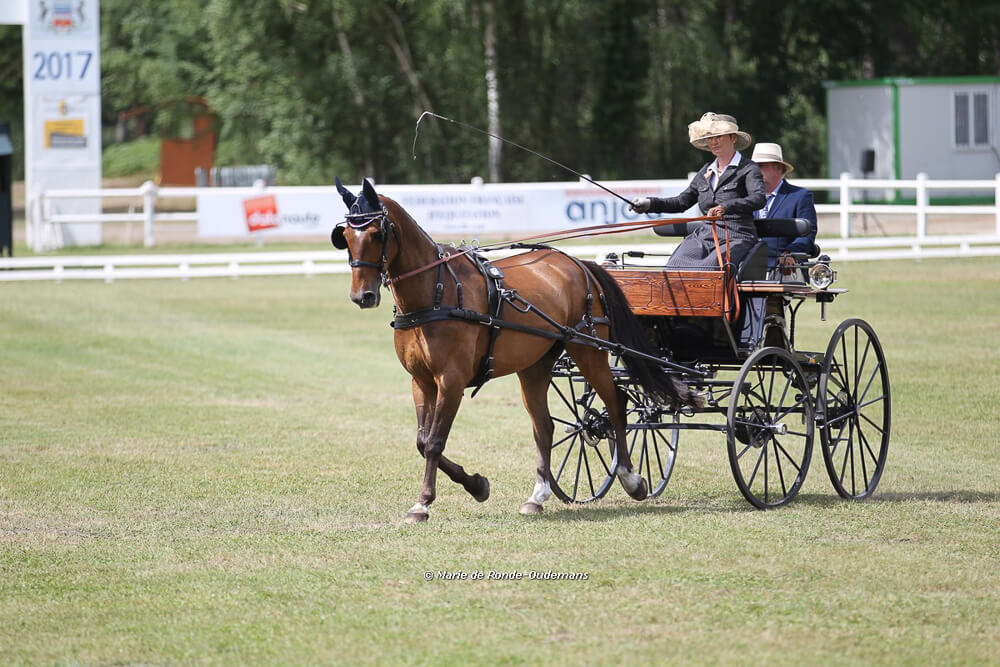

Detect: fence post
916,172,928,239
839,172,851,238
140,180,158,248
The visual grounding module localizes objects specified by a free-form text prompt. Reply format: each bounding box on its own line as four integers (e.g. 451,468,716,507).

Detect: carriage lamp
808,260,836,290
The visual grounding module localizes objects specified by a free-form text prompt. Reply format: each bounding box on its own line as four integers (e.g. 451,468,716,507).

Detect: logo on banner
243,195,280,232
40,1,88,33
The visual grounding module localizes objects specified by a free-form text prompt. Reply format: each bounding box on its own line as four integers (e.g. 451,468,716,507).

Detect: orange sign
243,195,280,232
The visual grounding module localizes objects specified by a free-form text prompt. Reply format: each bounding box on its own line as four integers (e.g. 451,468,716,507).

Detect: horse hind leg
516,350,560,515
569,345,648,501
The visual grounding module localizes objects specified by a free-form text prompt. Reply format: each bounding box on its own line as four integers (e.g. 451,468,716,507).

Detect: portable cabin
825,76,1000,201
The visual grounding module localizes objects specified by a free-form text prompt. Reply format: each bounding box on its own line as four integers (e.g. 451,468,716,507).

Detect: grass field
2,258,999,664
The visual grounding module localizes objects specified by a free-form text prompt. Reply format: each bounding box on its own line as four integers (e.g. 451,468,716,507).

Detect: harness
390,244,608,396
338,207,399,285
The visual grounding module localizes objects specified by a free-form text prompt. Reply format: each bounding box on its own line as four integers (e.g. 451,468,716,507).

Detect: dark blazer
647,154,766,230
759,180,817,263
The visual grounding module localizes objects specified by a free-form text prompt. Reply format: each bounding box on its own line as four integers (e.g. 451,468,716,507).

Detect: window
954,91,990,148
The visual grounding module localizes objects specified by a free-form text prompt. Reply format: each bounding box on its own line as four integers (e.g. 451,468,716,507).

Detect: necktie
759,193,775,219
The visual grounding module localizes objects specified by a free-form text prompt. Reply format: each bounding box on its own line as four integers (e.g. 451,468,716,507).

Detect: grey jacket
647,155,766,230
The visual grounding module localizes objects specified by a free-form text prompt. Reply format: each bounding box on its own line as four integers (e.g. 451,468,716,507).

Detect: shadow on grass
530,498,747,522
793,490,1000,506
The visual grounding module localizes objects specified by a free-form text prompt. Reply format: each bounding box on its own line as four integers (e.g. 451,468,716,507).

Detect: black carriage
548,219,891,509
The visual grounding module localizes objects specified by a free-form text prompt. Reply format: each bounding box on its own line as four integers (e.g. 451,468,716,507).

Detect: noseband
335,207,399,285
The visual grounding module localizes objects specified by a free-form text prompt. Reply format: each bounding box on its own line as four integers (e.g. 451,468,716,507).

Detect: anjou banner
196,180,693,239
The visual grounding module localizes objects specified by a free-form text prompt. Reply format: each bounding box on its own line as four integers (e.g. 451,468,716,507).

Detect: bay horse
331,178,693,523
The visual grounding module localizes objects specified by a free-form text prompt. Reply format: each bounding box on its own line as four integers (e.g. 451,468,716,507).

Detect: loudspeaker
860,148,875,174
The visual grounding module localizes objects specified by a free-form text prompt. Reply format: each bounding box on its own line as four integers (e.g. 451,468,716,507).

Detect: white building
826,76,1000,201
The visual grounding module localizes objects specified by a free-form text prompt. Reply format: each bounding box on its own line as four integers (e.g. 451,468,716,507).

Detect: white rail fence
3,236,1000,282
4,173,998,281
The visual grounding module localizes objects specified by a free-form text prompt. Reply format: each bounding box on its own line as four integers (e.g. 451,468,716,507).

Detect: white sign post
2,0,102,250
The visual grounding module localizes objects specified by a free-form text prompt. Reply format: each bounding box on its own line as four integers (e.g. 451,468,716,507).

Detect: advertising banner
197,190,340,237
196,180,694,239
23,0,103,247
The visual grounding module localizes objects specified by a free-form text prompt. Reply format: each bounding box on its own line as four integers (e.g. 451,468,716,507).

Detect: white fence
25,173,1000,251
3,237,1000,282
5,173,998,281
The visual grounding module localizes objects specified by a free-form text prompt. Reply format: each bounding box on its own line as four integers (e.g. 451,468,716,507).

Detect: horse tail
582,260,699,409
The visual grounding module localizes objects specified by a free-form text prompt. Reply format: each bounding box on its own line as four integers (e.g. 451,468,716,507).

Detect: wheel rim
548,354,617,503
818,319,891,499
727,347,814,509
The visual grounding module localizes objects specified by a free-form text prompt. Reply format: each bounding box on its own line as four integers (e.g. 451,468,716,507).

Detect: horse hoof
625,478,649,501
519,501,543,515
404,511,429,524
472,475,491,503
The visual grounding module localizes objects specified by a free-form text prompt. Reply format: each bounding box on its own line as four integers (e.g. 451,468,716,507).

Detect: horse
331,178,694,523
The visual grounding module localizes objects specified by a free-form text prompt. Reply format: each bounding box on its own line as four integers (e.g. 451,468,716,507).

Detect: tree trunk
331,4,376,180
379,1,456,180
483,0,502,182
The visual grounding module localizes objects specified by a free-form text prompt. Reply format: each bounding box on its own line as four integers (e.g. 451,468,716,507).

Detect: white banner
23,0,102,248
196,180,695,239
197,190,342,237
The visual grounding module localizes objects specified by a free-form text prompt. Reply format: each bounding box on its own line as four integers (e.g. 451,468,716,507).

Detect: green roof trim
824,75,1000,89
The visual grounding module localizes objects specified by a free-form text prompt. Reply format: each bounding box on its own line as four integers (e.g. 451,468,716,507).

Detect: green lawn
2,258,998,664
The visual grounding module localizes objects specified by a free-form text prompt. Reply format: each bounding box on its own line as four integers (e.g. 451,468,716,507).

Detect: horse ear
331,224,348,249
362,178,380,208
335,176,357,209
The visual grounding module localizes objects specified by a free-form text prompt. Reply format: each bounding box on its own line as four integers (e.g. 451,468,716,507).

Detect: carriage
332,178,890,521
547,218,891,509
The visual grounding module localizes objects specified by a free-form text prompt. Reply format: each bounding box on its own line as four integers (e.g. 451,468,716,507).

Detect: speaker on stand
860,149,875,233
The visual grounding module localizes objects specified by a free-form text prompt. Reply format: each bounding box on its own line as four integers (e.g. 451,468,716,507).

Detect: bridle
332,206,399,286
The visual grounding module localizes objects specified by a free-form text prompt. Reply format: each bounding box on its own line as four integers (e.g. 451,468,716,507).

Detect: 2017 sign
31,50,94,82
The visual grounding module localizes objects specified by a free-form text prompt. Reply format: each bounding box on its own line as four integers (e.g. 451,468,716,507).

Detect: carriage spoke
857,420,871,491
581,444,597,498
572,441,585,499
773,439,788,498
858,423,880,472
858,406,887,433
591,441,613,478
554,436,577,483
746,441,768,489
773,438,803,474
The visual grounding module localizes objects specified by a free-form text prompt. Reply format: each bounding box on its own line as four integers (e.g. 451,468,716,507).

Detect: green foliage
1,0,999,181
101,137,161,178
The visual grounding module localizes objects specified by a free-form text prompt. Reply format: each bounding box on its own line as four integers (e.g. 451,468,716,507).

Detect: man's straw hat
751,142,795,174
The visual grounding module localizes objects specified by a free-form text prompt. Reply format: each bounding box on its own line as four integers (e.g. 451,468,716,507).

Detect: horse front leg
411,378,490,505
405,379,465,524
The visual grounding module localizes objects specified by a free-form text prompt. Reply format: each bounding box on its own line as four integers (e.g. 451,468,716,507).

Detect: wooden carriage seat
612,217,815,317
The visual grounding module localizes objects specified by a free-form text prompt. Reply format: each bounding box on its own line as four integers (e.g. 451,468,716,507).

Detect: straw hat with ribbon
688,112,752,151
750,142,795,174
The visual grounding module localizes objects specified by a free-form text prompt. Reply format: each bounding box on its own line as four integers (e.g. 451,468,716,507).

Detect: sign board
196,180,695,239
22,0,103,247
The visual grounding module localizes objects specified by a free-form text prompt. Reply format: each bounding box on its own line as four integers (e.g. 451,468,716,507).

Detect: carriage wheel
817,319,891,499
547,353,617,503
727,347,814,509
620,375,680,499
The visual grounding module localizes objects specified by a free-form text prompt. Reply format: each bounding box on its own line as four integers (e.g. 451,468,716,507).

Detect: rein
384,213,722,286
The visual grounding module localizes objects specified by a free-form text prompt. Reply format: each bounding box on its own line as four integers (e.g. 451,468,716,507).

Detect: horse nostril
361,291,378,307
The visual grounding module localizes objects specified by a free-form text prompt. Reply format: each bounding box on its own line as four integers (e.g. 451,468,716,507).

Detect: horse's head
331,177,397,308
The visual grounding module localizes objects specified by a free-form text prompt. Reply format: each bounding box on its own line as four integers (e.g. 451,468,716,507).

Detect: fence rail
4,236,1000,282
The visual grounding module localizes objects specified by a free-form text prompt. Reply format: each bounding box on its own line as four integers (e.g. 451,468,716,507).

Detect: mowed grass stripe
1,258,998,664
